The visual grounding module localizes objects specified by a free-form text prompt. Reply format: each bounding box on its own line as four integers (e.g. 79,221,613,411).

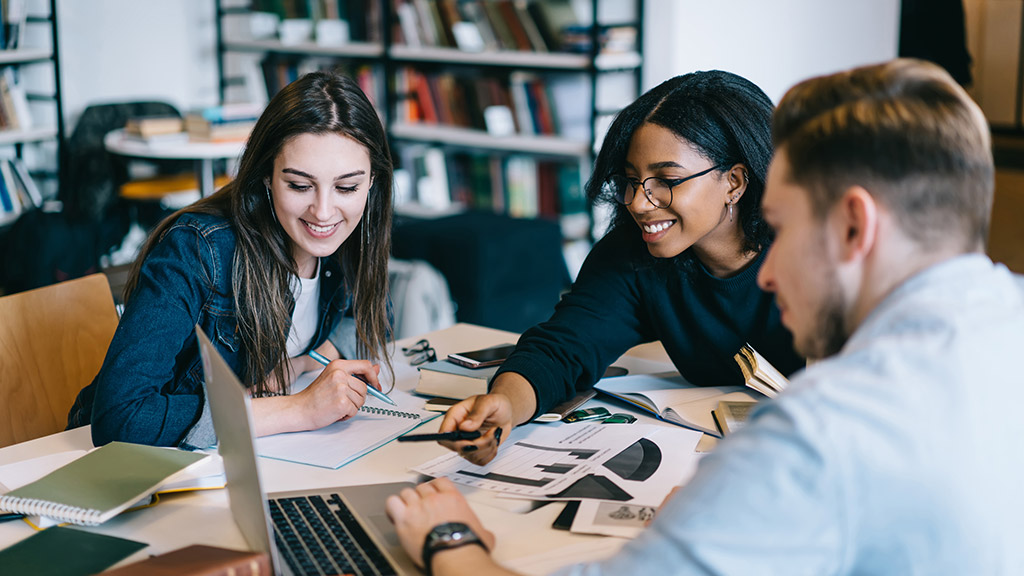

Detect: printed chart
414,424,638,497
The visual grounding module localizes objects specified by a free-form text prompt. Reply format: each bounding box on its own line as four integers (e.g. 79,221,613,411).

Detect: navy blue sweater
495,225,805,419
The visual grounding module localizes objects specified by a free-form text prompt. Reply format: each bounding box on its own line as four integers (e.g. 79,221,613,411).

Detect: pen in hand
308,350,397,407
397,430,482,442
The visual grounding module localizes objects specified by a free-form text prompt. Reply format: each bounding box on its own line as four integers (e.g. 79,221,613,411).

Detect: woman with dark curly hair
438,70,805,463
68,71,394,448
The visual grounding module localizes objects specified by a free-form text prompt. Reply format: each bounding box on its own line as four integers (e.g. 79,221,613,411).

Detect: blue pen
308,349,397,406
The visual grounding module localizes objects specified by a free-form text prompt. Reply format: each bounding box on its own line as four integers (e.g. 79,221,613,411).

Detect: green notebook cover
0,526,147,576
0,442,206,525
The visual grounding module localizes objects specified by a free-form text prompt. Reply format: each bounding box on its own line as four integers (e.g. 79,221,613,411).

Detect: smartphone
447,343,517,369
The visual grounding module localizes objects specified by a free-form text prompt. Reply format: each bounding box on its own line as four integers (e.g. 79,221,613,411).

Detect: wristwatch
422,522,487,575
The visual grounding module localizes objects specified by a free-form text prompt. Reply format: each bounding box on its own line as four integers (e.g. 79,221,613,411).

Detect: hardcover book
103,544,270,576
414,359,500,400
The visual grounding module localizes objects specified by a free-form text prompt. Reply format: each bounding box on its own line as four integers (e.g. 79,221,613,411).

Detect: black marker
397,430,483,442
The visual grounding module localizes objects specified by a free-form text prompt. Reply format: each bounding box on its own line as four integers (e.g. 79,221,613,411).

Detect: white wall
57,0,219,131
643,0,901,103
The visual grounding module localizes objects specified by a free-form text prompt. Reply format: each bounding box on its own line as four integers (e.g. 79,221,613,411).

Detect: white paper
257,388,439,469
499,424,703,505
413,423,640,497
0,450,88,493
570,500,656,539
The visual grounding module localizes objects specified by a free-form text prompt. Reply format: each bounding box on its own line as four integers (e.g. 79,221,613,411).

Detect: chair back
0,273,119,447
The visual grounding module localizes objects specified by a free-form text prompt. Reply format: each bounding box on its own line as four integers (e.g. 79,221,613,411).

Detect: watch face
433,522,471,542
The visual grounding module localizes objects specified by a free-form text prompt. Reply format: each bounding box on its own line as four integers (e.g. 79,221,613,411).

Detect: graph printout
413,424,641,497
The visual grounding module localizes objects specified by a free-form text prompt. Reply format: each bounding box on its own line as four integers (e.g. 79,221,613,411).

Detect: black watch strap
422,522,487,576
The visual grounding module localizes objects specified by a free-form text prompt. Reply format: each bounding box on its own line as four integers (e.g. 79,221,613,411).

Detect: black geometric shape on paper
548,474,632,501
457,470,552,487
602,437,661,482
535,463,575,474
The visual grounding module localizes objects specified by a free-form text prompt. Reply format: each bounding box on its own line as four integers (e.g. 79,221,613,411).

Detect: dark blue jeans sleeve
89,225,218,446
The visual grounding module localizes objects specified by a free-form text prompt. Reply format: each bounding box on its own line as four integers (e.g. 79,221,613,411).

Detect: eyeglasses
603,165,724,208
401,339,437,366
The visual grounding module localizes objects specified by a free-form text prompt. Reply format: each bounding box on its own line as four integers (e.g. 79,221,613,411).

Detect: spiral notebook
0,442,208,526
254,389,438,469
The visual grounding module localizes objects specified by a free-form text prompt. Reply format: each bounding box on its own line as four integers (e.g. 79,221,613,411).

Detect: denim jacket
67,212,354,449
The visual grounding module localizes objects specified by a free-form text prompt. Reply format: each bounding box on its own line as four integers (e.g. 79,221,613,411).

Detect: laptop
197,326,421,576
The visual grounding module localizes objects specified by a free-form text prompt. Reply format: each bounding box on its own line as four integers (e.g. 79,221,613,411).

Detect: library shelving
0,0,64,225
213,0,643,265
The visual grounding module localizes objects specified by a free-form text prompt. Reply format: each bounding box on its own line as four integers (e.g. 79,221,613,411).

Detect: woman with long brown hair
68,71,393,448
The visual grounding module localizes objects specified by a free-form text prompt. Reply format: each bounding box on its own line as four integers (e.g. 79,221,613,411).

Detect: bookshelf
213,0,643,267
0,0,64,225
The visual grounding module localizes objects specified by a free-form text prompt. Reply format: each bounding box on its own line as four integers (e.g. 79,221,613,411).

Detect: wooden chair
0,274,119,447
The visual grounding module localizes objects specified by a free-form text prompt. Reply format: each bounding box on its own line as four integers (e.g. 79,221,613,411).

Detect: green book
0,526,147,576
0,442,207,526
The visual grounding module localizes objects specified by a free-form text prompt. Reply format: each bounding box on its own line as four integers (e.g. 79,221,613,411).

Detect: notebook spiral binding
0,495,102,525
359,405,421,419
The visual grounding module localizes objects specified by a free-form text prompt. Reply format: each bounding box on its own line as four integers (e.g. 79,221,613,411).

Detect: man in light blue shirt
384,59,1024,575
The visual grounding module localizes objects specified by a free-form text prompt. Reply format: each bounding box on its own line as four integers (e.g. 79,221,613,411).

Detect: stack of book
123,115,188,147
0,158,42,225
185,103,263,143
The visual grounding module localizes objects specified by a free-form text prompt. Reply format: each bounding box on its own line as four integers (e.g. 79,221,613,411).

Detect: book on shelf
0,441,209,526
3,0,27,50
0,68,31,131
594,373,760,438
734,343,790,398
9,157,42,208
102,544,270,576
414,358,502,400
711,399,758,436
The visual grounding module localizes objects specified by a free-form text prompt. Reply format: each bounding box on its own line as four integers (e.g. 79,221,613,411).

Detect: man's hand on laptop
386,478,495,570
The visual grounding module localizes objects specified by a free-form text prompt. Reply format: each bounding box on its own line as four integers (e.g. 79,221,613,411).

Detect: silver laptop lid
197,326,276,560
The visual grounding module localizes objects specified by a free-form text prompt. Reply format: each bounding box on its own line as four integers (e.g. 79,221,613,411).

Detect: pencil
308,350,397,407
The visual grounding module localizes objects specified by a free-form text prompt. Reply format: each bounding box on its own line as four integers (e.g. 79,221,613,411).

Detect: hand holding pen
309,350,396,406
429,393,512,466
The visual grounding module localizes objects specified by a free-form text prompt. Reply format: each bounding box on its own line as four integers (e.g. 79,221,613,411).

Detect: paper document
414,424,639,497
414,423,702,503
571,500,656,538
257,387,439,469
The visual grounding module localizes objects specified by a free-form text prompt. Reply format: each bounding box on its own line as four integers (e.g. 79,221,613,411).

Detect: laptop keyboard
269,493,398,576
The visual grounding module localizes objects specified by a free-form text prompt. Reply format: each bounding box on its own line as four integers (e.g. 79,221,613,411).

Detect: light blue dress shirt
560,254,1024,575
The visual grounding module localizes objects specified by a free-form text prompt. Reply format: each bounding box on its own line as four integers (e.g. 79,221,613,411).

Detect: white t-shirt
286,259,321,359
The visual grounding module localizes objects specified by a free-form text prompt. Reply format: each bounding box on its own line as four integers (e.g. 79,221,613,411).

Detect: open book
0,442,208,526
734,343,790,398
594,374,759,437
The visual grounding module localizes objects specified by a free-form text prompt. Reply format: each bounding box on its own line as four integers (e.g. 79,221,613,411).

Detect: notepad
0,442,208,526
0,526,147,575
256,387,439,469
